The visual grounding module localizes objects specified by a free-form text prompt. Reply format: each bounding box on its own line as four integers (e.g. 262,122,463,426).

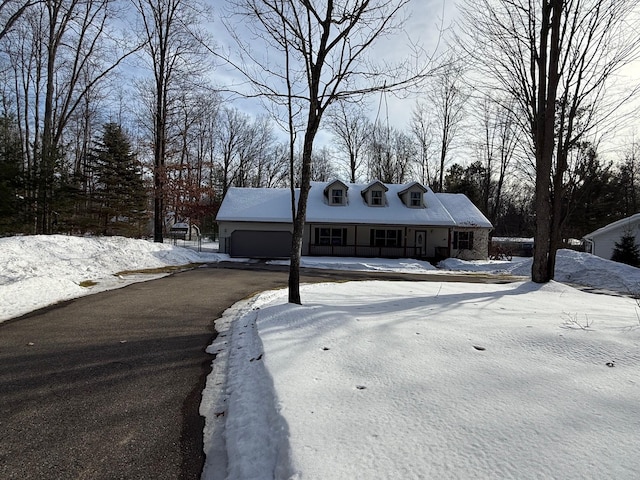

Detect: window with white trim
331,189,344,205
371,190,383,206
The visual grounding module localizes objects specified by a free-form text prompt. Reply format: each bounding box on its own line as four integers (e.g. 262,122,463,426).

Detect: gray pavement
0,264,516,480
0,266,299,480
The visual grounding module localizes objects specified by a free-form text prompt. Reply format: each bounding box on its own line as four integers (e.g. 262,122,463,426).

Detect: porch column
404,226,408,257
355,225,358,257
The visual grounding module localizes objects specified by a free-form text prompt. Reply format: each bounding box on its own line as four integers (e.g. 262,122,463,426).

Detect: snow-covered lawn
2,235,640,479
203,279,640,480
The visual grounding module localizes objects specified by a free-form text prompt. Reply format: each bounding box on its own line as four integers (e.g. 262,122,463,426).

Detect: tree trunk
288,121,317,304
531,0,562,283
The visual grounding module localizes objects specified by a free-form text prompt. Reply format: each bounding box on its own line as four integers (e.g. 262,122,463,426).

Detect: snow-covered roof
583,213,640,239
215,187,298,223
398,181,428,195
437,193,493,228
216,181,493,228
361,180,388,194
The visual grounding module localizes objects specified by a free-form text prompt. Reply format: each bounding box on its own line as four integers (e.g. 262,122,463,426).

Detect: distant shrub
611,229,640,267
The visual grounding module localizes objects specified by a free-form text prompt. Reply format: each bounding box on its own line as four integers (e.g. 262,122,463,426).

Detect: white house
216,180,493,260
583,213,640,260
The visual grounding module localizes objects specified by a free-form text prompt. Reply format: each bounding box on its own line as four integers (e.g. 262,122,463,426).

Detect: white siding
591,221,640,259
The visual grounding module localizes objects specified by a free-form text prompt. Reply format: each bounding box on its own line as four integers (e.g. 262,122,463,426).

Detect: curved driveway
0,264,511,479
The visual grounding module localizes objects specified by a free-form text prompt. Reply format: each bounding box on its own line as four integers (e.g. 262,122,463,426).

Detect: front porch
308,244,427,259
305,222,453,260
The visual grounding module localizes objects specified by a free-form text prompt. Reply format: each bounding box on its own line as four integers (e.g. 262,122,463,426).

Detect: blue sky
206,0,640,163
207,0,455,140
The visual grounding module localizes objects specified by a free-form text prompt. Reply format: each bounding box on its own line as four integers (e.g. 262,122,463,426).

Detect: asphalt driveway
0,263,513,479
0,266,304,480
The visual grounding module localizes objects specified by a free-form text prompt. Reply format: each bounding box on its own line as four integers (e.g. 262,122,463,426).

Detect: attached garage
229,230,292,258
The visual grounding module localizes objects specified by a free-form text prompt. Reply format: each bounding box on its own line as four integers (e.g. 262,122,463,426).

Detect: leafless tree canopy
459,0,640,282
221,0,430,105
0,0,40,41
133,0,211,241
218,0,436,303
326,100,371,183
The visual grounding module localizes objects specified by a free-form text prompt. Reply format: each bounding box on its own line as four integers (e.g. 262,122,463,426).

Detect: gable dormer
323,179,349,206
361,180,389,207
398,182,428,208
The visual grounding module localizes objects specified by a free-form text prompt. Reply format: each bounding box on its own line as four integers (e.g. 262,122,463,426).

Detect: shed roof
216,181,493,228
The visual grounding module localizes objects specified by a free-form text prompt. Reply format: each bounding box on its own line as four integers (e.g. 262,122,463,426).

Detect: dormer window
323,179,349,206
398,182,428,208
361,180,389,207
331,188,344,205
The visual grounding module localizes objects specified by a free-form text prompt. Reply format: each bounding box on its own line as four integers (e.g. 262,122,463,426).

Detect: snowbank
440,249,640,295
0,235,226,321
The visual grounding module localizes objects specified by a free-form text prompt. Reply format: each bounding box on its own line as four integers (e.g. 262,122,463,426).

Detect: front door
415,230,426,258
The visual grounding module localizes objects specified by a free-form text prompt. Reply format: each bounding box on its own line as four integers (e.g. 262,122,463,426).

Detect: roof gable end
361,180,389,195
397,181,428,208
323,179,349,206
584,213,640,239
397,181,428,196
361,180,389,207
323,179,349,196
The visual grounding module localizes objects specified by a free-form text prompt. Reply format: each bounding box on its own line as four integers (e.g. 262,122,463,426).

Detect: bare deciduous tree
460,0,640,282
471,96,519,223
410,99,436,186
427,58,467,192
222,0,435,303
3,0,136,233
0,0,39,40
133,0,210,242
327,101,371,183
367,121,413,184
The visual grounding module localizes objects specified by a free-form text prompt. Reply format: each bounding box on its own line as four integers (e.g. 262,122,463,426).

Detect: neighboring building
216,180,493,260
583,213,640,260
490,237,535,257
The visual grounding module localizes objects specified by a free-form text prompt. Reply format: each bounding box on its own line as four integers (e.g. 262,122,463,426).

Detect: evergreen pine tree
0,116,26,234
611,228,640,267
92,123,148,236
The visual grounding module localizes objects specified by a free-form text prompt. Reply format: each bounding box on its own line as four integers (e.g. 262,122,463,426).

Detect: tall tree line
0,0,294,237
1,0,639,282
459,0,640,282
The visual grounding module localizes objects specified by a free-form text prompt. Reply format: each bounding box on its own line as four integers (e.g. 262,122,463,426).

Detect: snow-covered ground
0,235,228,322
2,235,640,479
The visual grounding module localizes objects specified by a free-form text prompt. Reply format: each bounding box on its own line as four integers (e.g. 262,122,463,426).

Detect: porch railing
308,244,425,259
